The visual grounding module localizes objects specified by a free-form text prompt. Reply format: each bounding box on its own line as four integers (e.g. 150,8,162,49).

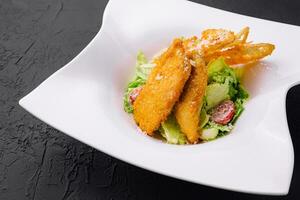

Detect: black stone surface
0,0,299,199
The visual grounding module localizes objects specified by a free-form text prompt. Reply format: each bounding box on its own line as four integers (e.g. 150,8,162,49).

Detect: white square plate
19,0,298,195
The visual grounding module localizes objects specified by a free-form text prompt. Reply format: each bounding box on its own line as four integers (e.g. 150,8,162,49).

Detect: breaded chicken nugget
175,57,207,143
133,39,191,135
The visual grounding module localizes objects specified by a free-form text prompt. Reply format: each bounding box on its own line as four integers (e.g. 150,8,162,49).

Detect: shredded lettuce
136,51,148,66
236,85,249,100
123,78,145,113
203,121,233,138
136,63,155,80
234,67,246,80
231,98,245,124
201,57,249,139
207,57,249,102
205,121,233,132
161,114,187,145
136,51,156,80
199,108,210,128
207,58,228,78
208,58,237,84
123,51,155,113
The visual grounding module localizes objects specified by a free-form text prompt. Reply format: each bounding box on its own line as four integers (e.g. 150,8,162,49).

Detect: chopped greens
200,57,249,139
199,108,210,128
123,52,155,113
136,51,156,80
123,78,145,113
161,114,188,145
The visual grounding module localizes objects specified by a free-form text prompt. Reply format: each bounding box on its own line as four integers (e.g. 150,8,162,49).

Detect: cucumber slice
201,128,219,140
206,83,230,110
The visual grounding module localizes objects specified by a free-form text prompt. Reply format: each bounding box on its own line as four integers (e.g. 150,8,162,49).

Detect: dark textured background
0,0,299,199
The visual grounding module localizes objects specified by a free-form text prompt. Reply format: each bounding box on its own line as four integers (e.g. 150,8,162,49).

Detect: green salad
123,52,248,144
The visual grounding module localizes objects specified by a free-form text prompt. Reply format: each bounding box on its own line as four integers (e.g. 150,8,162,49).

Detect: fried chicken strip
133,39,191,135
174,27,251,143
175,57,207,143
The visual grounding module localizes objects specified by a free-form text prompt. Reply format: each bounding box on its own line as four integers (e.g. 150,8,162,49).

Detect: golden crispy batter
133,39,192,135
199,27,275,65
203,43,275,65
210,27,249,53
184,29,236,60
131,27,274,142
175,27,273,143
175,57,207,143
183,36,198,58
234,27,249,43
182,27,274,65
200,29,236,55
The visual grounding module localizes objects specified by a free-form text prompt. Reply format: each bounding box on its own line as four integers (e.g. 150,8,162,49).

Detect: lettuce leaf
234,66,246,80
136,63,155,80
230,85,249,123
231,98,245,124
203,121,233,138
236,85,249,100
208,58,237,85
123,51,155,113
136,51,148,66
135,51,155,80
202,57,249,139
207,57,229,78
206,57,249,103
161,114,187,145
199,108,210,128
205,121,233,132
123,78,145,113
